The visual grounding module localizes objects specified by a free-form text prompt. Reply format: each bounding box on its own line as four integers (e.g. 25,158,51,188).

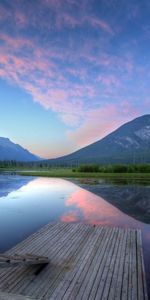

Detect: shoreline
0,168,150,180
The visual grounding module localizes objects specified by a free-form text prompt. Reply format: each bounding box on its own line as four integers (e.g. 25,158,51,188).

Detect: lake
0,174,150,296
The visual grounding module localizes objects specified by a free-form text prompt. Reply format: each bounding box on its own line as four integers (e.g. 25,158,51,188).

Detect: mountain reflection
61,189,143,228
0,174,33,197
75,181,150,224
0,175,150,253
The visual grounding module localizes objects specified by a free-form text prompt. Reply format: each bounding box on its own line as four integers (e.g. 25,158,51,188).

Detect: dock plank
51,227,103,300
10,223,80,294
0,222,147,300
137,230,148,300
107,229,126,300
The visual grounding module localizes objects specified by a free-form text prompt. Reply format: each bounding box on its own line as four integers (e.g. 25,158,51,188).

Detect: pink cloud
78,50,134,78
85,16,114,35
14,11,27,27
0,16,144,154
67,68,87,80
0,0,148,160
1,0,113,35
0,34,101,128
0,4,14,22
0,33,33,49
67,105,119,147
58,14,80,28
0,34,83,119
0,33,141,143
61,113,81,126
45,0,85,7
56,13,113,34
121,100,139,115
67,103,139,148
97,74,121,87
39,1,114,35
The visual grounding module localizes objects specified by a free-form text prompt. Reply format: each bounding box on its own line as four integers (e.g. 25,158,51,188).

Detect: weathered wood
76,228,113,300
69,227,108,300
6,224,86,295
121,229,131,300
0,291,35,300
50,227,103,300
5,224,82,294
0,253,49,268
113,229,128,300
93,228,120,300
0,223,71,287
0,223,68,283
25,223,87,298
136,230,148,300
107,229,126,300
99,229,123,300
34,225,94,299
0,222,147,300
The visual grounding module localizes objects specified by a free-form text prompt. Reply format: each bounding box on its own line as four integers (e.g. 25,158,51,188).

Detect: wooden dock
0,223,148,300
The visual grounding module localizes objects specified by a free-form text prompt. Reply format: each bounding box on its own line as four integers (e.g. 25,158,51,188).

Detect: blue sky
0,0,150,158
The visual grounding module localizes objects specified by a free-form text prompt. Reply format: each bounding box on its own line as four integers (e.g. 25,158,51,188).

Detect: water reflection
0,176,78,252
0,175,150,294
0,175,150,252
74,179,150,224
0,174,32,197
61,189,144,228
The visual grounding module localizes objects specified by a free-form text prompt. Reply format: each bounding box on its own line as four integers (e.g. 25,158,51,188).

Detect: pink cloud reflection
61,189,142,228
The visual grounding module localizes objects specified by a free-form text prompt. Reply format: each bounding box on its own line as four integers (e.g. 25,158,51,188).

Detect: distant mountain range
46,114,150,165
0,137,41,162
0,114,150,163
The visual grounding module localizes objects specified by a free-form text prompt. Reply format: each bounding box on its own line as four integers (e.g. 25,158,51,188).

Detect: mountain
46,114,150,165
0,137,41,162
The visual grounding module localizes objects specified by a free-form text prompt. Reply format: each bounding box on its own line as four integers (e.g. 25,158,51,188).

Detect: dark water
0,175,150,297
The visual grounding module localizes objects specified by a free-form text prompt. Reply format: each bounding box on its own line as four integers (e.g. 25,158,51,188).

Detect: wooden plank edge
0,291,37,300
137,229,148,300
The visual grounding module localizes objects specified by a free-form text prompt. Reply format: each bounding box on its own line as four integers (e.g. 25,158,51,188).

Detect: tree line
0,160,49,168
75,164,150,173
0,160,150,173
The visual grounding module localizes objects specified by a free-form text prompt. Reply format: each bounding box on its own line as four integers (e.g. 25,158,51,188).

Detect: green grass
18,169,150,180
1,167,150,180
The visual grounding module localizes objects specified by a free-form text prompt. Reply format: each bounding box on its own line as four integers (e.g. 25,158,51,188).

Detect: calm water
0,174,150,296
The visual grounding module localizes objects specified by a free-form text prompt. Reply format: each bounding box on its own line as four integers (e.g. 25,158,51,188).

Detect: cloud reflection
61,189,142,228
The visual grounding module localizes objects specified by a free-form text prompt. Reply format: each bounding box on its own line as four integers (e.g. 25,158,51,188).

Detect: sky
0,0,150,158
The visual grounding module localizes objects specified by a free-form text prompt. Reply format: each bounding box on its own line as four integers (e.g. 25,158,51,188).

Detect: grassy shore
15,169,150,180
1,167,150,180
